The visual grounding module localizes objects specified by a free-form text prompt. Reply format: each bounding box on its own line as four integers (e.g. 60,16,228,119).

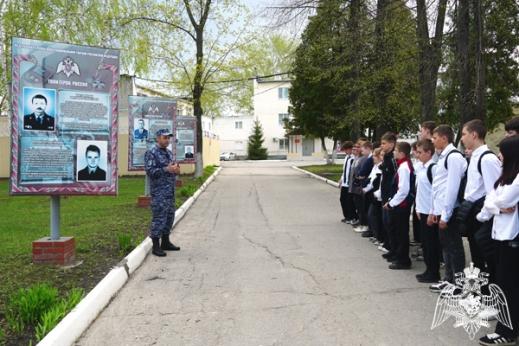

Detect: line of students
339,117,519,346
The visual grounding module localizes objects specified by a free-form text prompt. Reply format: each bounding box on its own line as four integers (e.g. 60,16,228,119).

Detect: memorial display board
127,96,177,170
10,38,119,195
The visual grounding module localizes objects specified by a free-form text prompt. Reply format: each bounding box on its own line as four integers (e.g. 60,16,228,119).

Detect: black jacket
23,112,55,131
77,167,106,181
379,152,397,203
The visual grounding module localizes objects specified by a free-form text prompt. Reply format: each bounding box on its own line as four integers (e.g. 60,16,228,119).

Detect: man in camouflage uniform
145,129,181,256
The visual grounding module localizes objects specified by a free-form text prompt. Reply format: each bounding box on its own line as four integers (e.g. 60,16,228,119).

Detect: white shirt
363,164,381,194
430,143,468,222
477,174,519,241
416,159,435,214
389,160,412,208
463,145,502,202
340,155,354,187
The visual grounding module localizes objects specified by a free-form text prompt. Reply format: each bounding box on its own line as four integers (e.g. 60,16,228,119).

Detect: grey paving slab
77,162,486,346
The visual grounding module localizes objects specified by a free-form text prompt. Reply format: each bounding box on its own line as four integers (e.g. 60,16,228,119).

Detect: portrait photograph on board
184,145,194,159
23,87,56,131
76,140,108,182
133,118,149,142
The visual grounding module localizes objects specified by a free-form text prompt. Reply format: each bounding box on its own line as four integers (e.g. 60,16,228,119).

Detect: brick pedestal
137,195,151,208
175,179,183,187
32,237,75,266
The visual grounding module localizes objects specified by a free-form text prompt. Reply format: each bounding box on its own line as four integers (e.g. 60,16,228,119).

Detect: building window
235,121,243,129
278,87,289,99
278,113,289,126
279,138,289,150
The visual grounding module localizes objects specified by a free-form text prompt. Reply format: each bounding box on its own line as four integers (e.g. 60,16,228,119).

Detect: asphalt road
77,161,485,346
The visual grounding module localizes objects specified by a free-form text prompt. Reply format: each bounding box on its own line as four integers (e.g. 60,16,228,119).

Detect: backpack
444,149,497,203
407,166,416,204
426,163,436,185
477,150,496,176
444,149,467,203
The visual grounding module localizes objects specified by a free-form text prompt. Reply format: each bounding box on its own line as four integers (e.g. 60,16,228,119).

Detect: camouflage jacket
144,145,176,199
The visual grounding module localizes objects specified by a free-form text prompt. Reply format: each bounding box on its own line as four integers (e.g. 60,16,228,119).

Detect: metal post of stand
50,195,60,240
145,174,150,196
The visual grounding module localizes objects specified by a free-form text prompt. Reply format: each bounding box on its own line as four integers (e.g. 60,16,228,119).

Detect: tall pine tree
247,120,268,160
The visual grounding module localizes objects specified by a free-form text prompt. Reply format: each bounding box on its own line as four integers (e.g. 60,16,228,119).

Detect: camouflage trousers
150,197,175,238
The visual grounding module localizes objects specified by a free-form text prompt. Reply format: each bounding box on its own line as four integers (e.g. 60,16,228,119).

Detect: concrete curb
38,166,223,346
291,166,340,189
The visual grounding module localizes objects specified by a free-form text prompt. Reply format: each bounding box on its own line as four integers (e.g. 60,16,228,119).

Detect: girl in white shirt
363,148,383,244
477,135,519,346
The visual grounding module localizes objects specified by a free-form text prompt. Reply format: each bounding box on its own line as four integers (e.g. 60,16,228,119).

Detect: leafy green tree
0,0,128,113
438,0,519,135
289,0,352,148
369,0,420,138
247,120,267,160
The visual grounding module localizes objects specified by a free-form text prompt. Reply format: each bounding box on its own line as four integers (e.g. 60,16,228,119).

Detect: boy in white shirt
428,125,467,292
338,141,356,223
383,142,414,270
459,119,501,281
414,139,440,283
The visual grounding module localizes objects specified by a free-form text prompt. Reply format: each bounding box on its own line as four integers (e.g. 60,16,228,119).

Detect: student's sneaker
341,218,348,223
354,226,366,233
429,281,450,293
378,245,389,253
479,333,516,346
350,219,359,226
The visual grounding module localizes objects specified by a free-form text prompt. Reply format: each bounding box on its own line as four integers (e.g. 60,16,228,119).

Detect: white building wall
253,79,291,157
213,115,253,157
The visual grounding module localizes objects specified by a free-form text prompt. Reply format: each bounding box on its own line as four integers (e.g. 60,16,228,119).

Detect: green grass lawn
0,166,216,344
298,164,343,182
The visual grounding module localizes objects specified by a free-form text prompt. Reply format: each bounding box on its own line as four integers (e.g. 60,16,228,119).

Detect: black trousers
412,204,421,243
388,206,411,265
340,187,357,221
419,213,440,277
353,193,370,226
494,240,519,339
438,212,465,282
466,216,497,285
466,215,486,269
368,200,384,242
382,208,392,251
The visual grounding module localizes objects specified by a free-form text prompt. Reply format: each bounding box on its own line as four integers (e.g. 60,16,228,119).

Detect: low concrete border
291,165,340,189
38,166,223,346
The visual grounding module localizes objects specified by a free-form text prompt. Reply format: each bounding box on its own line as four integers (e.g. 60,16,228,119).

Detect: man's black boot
161,235,180,251
152,237,166,257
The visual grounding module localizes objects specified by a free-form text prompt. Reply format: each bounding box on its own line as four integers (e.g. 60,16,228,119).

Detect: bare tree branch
119,16,196,41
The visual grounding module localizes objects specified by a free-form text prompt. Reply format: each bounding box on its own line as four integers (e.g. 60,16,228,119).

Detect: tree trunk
349,0,362,140
373,0,389,136
457,0,473,128
193,29,204,177
416,0,447,122
184,0,212,177
473,0,486,121
321,136,331,164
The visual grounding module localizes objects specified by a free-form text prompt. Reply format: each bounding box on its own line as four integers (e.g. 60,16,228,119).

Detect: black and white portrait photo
76,140,108,182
